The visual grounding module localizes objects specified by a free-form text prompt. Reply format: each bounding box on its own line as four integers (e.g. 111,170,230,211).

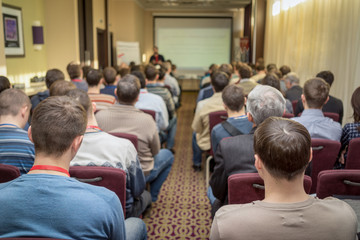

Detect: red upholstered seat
282,112,294,119
316,169,360,199
228,173,312,204
323,112,340,122
140,109,156,120
345,138,360,169
108,132,138,151
69,166,126,217
292,100,298,115
0,164,20,183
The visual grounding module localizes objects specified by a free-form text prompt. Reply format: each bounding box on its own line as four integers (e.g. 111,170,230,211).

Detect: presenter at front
150,46,165,65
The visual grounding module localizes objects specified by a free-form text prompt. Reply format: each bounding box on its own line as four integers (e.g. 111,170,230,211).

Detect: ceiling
137,0,252,10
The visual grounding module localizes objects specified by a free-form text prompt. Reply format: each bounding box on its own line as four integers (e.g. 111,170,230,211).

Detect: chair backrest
0,164,20,183
208,110,228,155
309,139,341,193
345,138,360,169
291,100,298,115
282,112,294,119
69,166,126,216
323,112,340,122
317,169,360,199
140,109,156,120
108,132,138,150
228,173,312,204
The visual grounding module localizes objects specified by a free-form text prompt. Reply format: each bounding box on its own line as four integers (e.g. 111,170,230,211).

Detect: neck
227,108,246,118
147,80,156,84
86,115,98,128
28,153,71,177
87,86,101,94
0,116,23,128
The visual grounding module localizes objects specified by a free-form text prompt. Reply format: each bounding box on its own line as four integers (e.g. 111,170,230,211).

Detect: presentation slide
155,17,232,76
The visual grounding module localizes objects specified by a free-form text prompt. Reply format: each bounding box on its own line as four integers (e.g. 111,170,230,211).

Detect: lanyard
30,165,70,177
72,79,83,82
86,125,102,131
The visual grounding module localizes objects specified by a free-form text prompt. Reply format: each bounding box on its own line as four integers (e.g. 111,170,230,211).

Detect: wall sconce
32,21,44,51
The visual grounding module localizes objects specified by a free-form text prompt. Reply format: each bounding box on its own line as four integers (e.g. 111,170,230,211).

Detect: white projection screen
154,17,232,75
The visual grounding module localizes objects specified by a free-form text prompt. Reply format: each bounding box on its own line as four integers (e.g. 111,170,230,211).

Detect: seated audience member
86,69,116,110
101,67,120,99
237,63,258,95
96,74,174,202
201,64,219,88
209,85,285,213
68,89,151,219
49,80,76,96
192,71,230,171
210,117,358,240
266,63,277,73
133,70,169,132
0,76,11,93
284,72,302,102
295,71,344,123
250,62,266,83
261,73,293,113
163,61,181,105
31,69,65,111
279,65,291,93
339,86,360,165
170,64,177,78
0,96,127,239
66,62,88,91
82,65,92,81
211,84,253,152
119,67,130,78
292,78,342,141
0,89,34,174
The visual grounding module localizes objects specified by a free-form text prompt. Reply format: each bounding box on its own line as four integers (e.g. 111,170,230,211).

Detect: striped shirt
88,93,116,111
146,83,176,119
341,122,360,159
0,126,35,174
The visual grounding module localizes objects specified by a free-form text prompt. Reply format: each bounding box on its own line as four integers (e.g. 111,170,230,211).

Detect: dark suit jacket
210,128,257,205
294,95,344,124
285,85,303,102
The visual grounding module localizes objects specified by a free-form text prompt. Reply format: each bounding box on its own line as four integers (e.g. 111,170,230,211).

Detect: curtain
264,0,360,124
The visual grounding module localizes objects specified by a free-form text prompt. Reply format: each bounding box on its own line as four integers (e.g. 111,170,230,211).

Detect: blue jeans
192,132,203,166
207,186,217,206
146,149,174,202
159,117,177,149
125,217,147,240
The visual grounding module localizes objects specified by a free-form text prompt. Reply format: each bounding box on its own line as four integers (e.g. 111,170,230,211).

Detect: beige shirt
211,197,358,240
96,104,160,173
192,92,225,151
237,79,258,96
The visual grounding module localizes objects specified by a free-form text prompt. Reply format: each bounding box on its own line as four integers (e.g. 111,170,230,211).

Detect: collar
72,78,83,82
301,109,324,117
140,88,148,94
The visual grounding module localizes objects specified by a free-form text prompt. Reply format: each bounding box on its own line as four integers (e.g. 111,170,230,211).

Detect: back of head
284,72,300,85
31,96,87,157
158,66,166,81
0,89,31,116
45,69,65,89
0,76,11,93
351,86,360,123
219,64,233,78
66,62,81,80
144,64,158,81
222,85,245,112
247,85,285,125
119,68,130,78
316,71,334,87
103,67,117,85
86,69,103,87
261,73,281,91
82,66,92,80
279,65,291,76
49,80,77,96
254,117,311,180
303,78,330,109
131,64,143,72
266,63,277,73
238,63,252,79
131,71,146,88
66,89,92,117
209,64,219,73
256,63,265,72
162,62,171,72
211,71,230,92
116,74,140,104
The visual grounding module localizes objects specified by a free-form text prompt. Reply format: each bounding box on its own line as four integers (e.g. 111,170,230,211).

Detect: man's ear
301,94,306,104
308,147,313,163
20,105,29,119
28,126,33,143
71,135,84,154
254,154,263,171
92,102,97,113
114,88,117,96
324,96,330,105
247,112,254,123
99,78,105,85
155,74,159,81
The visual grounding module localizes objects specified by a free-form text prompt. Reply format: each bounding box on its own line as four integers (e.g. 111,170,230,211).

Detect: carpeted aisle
143,91,212,239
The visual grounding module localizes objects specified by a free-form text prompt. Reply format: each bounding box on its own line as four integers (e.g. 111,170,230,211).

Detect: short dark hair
0,89,31,116
144,64,158,81
279,65,291,76
0,76,11,93
45,69,65,89
238,63,252,79
66,89,92,117
254,117,311,180
66,62,81,80
351,87,360,123
119,68,130,77
82,66,92,80
219,64,233,78
86,69,103,87
211,71,230,92
209,64,219,73
222,85,245,112
316,71,334,87
303,78,330,109
49,80,77,96
266,63,277,72
31,96,87,157
261,73,281,91
256,63,265,71
131,71,146,88
116,74,140,104
158,66,166,81
103,67,117,85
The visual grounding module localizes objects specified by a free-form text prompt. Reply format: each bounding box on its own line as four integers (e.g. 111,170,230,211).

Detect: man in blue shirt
292,78,342,141
0,96,126,239
101,66,119,99
66,62,88,92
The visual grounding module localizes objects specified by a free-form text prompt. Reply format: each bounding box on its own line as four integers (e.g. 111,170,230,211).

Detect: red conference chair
69,166,126,217
291,100,298,115
282,112,294,119
205,110,228,187
140,109,156,121
228,173,312,204
323,112,340,122
308,139,341,193
0,164,20,183
345,138,360,169
316,170,360,199
108,132,138,151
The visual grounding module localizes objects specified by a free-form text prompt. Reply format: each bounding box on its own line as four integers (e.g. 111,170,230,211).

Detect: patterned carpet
143,91,212,239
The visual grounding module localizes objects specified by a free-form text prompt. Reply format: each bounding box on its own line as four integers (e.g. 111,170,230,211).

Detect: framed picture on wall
2,4,25,57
